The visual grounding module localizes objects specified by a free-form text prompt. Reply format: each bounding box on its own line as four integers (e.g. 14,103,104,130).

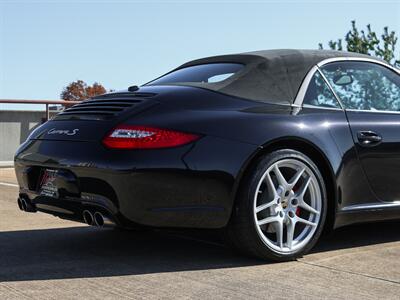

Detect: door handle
357,131,382,147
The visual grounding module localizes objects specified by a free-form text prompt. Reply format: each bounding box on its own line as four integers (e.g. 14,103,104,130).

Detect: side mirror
333,73,353,86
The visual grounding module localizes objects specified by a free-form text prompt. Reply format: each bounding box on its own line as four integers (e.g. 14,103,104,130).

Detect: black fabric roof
167,49,377,104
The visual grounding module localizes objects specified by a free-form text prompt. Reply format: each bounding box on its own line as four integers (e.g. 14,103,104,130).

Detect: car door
320,60,400,203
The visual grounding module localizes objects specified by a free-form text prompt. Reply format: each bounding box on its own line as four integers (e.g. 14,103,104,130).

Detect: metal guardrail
0,99,81,120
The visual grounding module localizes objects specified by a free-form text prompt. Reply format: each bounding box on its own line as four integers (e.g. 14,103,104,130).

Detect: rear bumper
14,136,257,228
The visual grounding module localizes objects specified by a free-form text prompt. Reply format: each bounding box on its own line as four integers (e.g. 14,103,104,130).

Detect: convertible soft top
172,49,376,105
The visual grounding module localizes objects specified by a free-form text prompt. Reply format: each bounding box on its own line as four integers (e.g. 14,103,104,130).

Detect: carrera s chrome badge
47,128,79,136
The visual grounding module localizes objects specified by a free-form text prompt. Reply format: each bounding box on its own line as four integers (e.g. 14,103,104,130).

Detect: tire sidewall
238,149,328,261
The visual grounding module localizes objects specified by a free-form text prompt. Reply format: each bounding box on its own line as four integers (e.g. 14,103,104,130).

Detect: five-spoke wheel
226,149,327,261
254,159,322,254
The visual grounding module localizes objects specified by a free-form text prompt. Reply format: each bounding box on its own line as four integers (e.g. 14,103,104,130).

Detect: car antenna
128,85,139,92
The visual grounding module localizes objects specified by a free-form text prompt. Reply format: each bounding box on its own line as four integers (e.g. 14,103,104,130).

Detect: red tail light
103,125,201,149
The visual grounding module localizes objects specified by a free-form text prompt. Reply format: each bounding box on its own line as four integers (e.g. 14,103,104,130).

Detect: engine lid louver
55,92,156,121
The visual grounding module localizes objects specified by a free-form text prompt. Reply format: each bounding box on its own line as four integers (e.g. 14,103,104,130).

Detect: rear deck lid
30,92,158,142
55,92,156,121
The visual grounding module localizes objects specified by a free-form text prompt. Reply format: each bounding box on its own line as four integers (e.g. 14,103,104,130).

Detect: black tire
225,149,328,261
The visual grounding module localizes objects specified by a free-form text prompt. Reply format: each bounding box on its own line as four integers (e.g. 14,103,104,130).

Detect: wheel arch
231,136,337,233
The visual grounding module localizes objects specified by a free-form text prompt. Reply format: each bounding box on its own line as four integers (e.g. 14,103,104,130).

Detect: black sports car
14,49,400,261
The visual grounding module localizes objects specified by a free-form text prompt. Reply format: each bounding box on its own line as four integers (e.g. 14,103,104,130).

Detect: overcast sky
1,0,399,110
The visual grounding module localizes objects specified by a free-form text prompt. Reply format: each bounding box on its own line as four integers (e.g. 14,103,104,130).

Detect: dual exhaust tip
83,210,115,227
17,197,36,213
17,197,113,227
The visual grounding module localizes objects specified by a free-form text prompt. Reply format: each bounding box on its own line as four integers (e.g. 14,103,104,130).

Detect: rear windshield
147,63,244,86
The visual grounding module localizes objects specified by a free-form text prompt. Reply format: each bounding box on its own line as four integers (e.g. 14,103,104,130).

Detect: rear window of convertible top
147,63,244,85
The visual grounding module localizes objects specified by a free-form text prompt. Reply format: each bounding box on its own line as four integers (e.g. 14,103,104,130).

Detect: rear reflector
102,125,200,149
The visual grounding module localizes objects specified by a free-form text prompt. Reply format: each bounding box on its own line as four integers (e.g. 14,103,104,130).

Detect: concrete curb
0,161,14,168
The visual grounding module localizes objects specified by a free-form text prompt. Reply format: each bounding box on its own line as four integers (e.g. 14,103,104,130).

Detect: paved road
0,168,399,299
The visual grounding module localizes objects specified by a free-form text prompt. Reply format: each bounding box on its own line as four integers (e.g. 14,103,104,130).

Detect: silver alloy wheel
253,158,322,254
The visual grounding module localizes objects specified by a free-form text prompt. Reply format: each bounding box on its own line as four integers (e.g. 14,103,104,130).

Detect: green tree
319,20,400,68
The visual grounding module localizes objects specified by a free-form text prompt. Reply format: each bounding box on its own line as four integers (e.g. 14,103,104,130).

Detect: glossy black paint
346,110,400,201
14,85,400,229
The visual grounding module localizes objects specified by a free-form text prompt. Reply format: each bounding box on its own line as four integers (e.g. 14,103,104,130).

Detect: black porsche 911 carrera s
14,49,400,261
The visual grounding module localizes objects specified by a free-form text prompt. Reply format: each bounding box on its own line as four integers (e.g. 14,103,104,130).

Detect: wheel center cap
281,201,288,209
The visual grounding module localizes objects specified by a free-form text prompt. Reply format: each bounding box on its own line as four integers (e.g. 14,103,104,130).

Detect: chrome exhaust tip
94,212,115,227
83,210,94,226
17,197,24,211
18,197,37,213
21,198,28,212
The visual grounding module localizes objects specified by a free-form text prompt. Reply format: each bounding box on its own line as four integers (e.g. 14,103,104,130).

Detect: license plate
39,169,59,198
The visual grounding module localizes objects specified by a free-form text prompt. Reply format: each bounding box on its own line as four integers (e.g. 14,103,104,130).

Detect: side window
320,61,400,111
303,71,341,108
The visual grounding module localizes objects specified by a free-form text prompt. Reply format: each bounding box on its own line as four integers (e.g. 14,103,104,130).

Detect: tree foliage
60,80,107,102
319,21,400,68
